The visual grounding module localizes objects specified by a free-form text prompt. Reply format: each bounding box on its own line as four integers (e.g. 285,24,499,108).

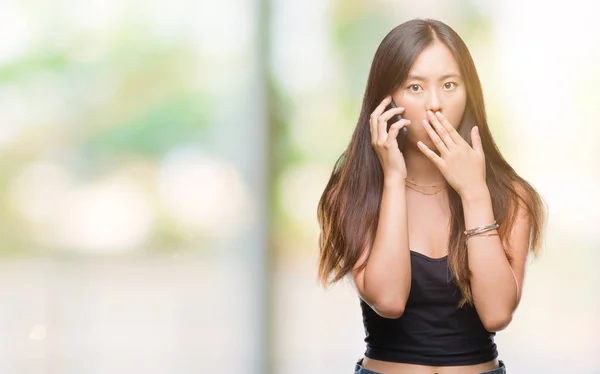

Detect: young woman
317,19,545,374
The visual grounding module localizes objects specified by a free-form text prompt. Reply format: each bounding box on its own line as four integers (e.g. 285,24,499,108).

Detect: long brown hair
317,19,545,306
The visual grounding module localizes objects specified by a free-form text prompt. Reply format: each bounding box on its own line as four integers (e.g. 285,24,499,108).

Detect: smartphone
385,99,409,151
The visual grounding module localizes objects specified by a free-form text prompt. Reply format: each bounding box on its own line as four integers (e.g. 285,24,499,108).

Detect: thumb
387,121,409,142
388,122,402,138
385,125,402,149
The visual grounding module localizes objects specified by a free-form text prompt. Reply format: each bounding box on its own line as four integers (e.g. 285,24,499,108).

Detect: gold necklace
404,179,445,188
404,180,447,195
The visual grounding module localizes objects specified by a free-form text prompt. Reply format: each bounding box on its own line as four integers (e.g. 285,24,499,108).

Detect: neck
402,142,446,186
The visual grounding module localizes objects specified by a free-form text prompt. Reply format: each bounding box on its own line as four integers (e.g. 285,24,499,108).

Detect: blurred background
0,0,599,373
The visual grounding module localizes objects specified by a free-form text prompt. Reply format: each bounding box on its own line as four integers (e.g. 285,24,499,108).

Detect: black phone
385,99,409,151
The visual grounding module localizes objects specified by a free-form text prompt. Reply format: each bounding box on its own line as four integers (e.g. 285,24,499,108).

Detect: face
391,41,467,151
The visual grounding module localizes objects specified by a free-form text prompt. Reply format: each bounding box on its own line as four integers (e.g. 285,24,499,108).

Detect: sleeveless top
360,250,498,366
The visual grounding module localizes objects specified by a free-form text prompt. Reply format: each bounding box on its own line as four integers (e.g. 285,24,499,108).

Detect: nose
425,89,442,113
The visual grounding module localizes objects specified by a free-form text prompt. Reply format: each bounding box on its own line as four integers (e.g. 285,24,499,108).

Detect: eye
443,82,457,90
408,84,422,92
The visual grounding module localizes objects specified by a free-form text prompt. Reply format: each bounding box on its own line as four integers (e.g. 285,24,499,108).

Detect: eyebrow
406,73,462,81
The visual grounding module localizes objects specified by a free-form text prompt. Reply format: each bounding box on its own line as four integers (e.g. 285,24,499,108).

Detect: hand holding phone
370,96,409,180
385,100,409,151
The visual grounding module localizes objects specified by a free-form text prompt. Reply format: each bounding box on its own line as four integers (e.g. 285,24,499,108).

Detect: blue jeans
354,358,506,373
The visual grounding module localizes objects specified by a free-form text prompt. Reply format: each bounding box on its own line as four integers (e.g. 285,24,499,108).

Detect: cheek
394,98,422,125
449,92,468,128
444,111,463,130
403,111,427,138
393,101,428,141
405,118,430,143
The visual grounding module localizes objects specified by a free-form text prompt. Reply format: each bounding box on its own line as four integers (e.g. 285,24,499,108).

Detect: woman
317,19,545,374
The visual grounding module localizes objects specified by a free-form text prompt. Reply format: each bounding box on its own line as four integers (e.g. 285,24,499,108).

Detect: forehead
408,42,461,77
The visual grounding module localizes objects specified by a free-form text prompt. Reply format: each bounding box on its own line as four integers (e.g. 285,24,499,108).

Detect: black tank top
360,250,498,366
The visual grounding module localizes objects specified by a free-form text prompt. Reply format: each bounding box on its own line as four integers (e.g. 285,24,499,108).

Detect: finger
471,126,484,155
379,106,406,122
421,119,449,154
369,114,377,146
434,111,465,144
427,110,455,148
377,115,388,145
371,95,393,119
369,95,393,144
417,141,444,169
378,107,406,143
386,119,411,146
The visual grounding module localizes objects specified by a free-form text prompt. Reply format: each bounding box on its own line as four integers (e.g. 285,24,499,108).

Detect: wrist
384,174,406,188
460,184,490,202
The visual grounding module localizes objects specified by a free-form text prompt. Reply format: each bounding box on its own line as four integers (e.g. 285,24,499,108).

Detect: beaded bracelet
464,221,499,238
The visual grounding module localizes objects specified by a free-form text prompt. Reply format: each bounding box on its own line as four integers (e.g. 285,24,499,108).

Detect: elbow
372,300,406,319
481,312,513,332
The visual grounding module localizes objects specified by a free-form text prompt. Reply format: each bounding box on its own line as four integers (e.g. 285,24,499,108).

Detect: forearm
363,178,412,311
462,187,518,330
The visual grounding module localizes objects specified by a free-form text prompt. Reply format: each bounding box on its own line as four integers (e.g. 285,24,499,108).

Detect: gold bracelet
465,232,499,241
464,221,499,237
